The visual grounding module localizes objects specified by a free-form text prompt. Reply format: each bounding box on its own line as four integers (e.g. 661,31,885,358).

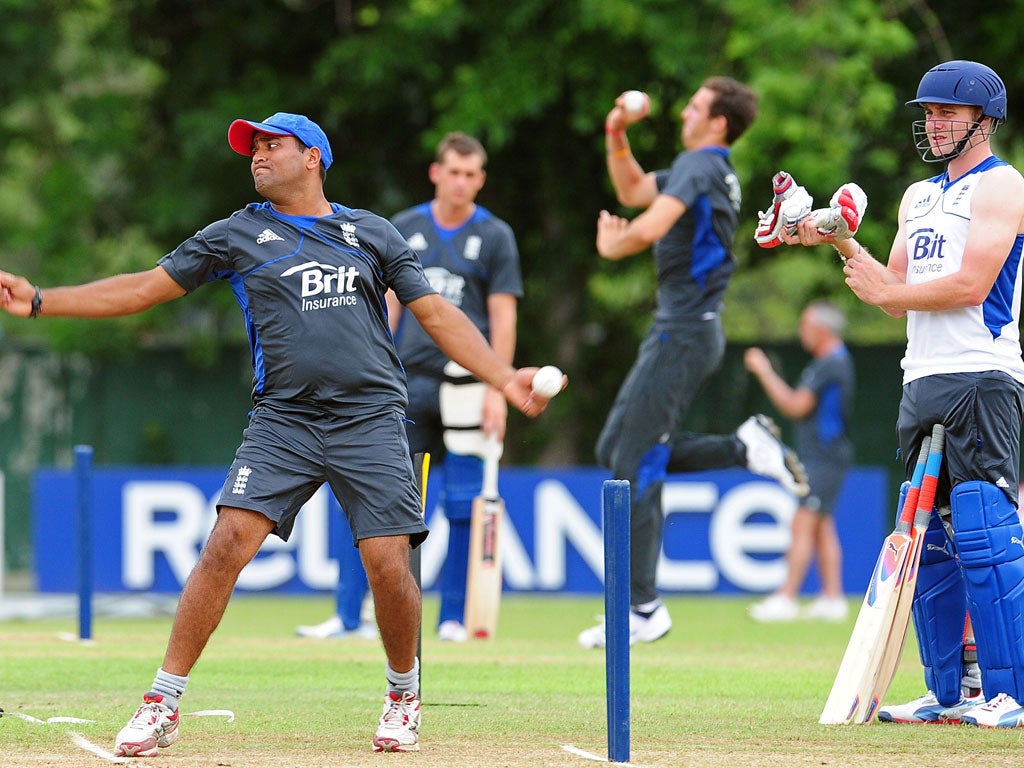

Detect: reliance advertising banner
33,465,887,596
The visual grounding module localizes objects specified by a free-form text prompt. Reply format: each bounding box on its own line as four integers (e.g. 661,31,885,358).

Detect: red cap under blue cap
227,112,334,169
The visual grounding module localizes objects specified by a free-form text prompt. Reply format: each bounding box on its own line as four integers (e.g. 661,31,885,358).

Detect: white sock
151,667,189,710
386,658,420,696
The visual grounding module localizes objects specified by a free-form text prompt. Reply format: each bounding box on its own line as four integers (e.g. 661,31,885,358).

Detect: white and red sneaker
373,691,421,752
114,692,180,757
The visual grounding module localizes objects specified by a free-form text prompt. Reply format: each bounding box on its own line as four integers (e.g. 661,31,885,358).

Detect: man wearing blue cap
782,61,1024,727
0,112,563,753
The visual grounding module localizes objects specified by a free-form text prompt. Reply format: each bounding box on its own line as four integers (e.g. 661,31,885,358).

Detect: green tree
1,0,1020,463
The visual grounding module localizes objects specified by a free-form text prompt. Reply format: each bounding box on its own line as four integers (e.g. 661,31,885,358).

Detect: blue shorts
217,404,429,545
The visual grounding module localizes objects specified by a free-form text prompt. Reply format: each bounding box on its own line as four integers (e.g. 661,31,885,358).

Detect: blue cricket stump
603,479,630,763
74,444,94,641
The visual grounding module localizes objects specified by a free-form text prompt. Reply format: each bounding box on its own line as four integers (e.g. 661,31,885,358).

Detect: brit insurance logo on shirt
907,225,949,277
281,257,362,312
281,227,363,314
257,222,365,313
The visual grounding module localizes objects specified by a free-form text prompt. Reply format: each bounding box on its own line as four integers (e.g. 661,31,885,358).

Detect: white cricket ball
532,365,564,398
623,90,646,114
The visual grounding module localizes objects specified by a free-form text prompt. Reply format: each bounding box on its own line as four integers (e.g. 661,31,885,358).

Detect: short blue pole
75,445,94,641
603,479,630,763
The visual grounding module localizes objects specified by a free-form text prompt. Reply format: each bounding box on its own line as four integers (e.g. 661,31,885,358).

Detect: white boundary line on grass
185,709,236,721
3,712,95,724
66,711,235,763
6,708,235,724
4,708,236,764
561,744,651,767
69,733,129,763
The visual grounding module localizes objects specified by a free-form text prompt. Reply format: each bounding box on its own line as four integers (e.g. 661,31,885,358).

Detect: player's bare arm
0,265,185,319
596,194,686,260
406,292,558,416
847,168,1024,314
604,97,658,209
743,347,817,420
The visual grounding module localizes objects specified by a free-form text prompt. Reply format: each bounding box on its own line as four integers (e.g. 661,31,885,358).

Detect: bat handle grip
481,432,502,499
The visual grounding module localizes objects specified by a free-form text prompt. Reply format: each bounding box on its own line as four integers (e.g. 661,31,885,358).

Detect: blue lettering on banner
32,466,887,595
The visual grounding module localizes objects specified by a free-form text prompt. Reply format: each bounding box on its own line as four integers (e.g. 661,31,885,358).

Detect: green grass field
2,593,1023,767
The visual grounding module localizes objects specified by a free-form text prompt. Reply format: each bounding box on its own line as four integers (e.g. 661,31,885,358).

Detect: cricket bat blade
818,529,915,723
819,433,938,724
463,435,504,640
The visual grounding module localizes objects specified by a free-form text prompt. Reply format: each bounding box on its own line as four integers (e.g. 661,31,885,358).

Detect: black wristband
29,285,42,319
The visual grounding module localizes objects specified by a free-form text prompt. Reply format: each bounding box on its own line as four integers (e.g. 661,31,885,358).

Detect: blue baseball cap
228,112,334,169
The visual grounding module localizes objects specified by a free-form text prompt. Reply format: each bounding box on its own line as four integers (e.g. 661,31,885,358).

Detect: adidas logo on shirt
257,228,285,244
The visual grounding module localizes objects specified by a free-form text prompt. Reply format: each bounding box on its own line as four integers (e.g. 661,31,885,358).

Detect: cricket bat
862,425,945,719
819,425,944,724
464,434,504,640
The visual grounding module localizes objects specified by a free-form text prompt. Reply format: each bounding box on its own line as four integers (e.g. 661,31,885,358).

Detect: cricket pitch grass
2,594,1023,767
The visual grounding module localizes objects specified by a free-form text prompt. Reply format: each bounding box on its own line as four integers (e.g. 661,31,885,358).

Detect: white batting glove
754,171,815,248
811,183,868,240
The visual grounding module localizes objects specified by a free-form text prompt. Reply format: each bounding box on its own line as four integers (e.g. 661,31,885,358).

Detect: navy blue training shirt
159,201,436,414
653,147,742,323
390,202,522,377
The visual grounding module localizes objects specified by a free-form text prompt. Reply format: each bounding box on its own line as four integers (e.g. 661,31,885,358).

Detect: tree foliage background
2,0,1024,465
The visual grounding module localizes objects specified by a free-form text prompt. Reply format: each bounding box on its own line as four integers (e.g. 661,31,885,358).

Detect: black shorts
217,405,429,545
897,371,1024,506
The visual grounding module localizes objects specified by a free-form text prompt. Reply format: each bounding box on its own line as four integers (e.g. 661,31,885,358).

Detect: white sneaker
296,615,377,639
437,620,468,642
737,415,810,496
803,596,848,622
295,615,343,638
373,691,421,752
961,693,1024,728
748,594,799,623
114,693,180,757
577,617,608,649
577,605,672,648
877,689,985,724
630,604,672,643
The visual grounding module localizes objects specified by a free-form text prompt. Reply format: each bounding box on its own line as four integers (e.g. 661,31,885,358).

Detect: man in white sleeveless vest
782,60,1024,728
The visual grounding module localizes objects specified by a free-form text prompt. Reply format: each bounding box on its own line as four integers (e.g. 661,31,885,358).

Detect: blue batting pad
443,452,484,521
912,512,967,706
952,481,1024,701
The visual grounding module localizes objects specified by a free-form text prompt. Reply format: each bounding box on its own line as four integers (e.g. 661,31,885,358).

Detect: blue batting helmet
906,60,1007,121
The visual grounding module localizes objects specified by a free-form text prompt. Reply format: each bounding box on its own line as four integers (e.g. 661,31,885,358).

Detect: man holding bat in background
783,60,1024,727
297,132,522,643
580,77,810,650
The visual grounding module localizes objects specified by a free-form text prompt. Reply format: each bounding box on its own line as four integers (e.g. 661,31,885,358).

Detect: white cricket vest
902,158,1024,384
